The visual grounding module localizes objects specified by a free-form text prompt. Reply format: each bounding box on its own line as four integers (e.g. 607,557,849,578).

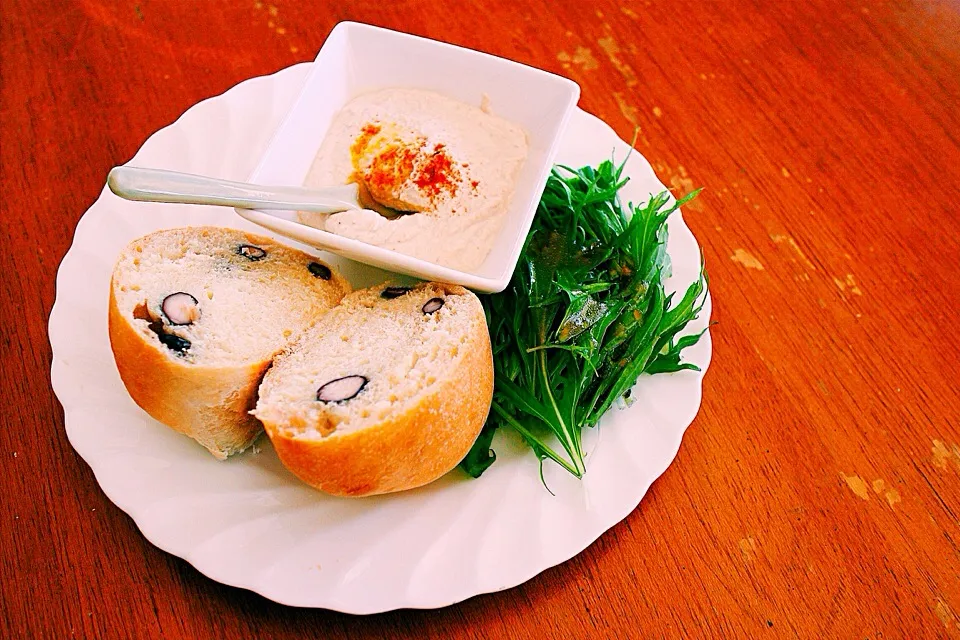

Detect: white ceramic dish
236,22,580,293
49,62,711,613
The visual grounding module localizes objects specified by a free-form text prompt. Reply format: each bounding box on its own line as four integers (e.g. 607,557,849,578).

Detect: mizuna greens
460,159,709,478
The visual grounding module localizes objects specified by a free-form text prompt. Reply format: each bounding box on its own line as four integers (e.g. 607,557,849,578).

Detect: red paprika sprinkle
413,144,460,200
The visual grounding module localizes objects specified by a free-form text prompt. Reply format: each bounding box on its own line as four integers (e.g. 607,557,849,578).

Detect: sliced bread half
253,282,493,497
108,226,350,459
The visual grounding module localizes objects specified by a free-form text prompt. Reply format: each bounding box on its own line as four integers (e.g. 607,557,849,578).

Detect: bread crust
107,227,350,459
261,285,494,496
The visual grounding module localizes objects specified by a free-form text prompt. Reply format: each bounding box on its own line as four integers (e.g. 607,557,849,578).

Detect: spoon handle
107,167,360,214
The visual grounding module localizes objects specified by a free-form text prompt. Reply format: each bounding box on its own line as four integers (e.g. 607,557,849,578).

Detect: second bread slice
254,282,493,497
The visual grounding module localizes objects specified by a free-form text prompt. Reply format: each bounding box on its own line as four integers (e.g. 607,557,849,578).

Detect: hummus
301,88,528,271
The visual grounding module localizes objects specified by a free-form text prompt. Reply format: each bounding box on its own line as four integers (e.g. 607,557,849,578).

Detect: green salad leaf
461,158,709,479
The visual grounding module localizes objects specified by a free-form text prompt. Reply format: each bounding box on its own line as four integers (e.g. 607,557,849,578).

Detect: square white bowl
236,21,580,293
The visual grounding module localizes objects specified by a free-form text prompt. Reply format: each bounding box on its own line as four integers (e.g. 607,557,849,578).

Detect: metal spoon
107,166,361,214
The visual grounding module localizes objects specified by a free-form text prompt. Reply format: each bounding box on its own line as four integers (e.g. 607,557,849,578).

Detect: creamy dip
301,88,528,271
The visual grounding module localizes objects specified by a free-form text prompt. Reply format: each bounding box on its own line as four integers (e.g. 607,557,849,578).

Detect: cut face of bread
108,226,350,459
254,282,494,497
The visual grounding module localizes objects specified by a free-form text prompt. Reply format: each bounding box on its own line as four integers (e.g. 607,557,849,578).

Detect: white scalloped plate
49,63,712,613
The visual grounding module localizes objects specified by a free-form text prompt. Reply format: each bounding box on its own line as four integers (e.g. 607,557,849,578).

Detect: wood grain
2,0,959,637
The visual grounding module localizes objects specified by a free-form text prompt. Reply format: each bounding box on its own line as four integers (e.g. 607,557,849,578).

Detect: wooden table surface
3,0,959,637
